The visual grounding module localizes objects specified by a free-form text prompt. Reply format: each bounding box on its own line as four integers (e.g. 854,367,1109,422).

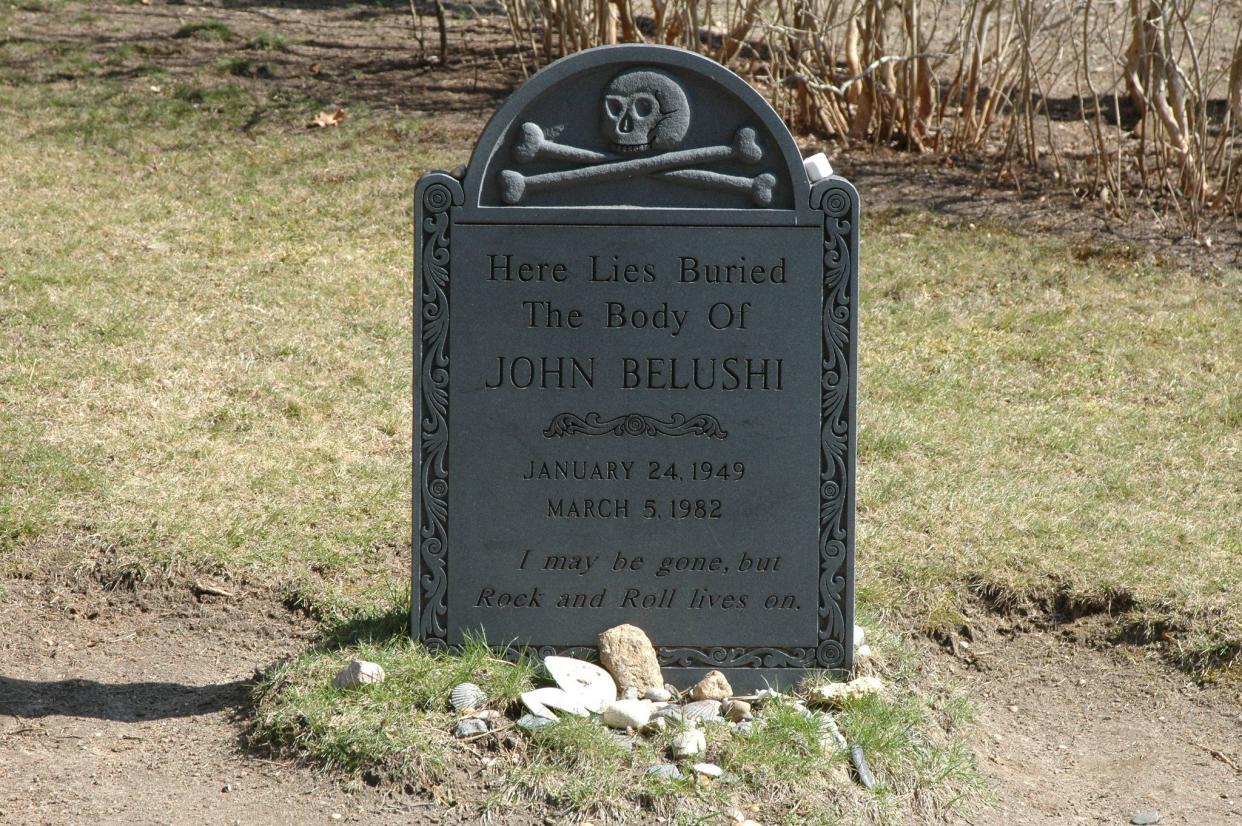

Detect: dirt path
0,580,437,826
4,581,1240,825
951,619,1242,826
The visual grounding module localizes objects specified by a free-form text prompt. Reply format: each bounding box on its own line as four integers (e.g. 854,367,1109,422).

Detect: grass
857,210,1242,668
253,592,983,824
173,21,235,42
247,32,293,53
0,4,1238,819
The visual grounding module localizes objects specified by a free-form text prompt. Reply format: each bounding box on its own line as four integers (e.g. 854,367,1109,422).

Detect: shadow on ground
0,675,248,722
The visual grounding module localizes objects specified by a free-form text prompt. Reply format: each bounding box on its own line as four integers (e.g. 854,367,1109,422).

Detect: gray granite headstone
413,45,857,689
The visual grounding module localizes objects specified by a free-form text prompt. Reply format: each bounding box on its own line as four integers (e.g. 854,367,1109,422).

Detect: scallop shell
450,682,488,711
682,699,723,723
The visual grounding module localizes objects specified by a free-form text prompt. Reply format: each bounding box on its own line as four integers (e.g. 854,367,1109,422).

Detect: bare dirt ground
4,577,1241,825
946,618,1242,826
0,579,442,826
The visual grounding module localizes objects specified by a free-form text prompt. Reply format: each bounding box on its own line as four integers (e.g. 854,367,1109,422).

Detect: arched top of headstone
460,45,815,225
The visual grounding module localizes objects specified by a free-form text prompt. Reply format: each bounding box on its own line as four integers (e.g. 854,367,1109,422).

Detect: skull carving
601,69,691,154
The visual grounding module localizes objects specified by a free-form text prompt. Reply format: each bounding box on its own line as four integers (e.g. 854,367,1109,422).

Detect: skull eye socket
605,96,626,118
633,95,656,118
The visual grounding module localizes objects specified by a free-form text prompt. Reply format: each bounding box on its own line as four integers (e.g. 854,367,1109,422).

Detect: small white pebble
803,152,833,181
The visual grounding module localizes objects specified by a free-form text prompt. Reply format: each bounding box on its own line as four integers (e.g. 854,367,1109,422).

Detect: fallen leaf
310,108,346,128
308,63,321,74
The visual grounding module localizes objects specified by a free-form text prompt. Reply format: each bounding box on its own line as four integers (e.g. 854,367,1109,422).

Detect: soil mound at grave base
3,574,1239,825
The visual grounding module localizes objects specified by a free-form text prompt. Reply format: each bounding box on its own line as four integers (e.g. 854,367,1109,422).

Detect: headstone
413,45,857,690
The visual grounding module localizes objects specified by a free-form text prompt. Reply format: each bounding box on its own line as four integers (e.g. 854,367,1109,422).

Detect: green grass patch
216,57,275,79
247,31,293,52
857,211,1242,668
173,20,234,41
253,596,983,823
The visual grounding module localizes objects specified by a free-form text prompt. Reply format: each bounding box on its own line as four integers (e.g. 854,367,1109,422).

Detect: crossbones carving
498,68,776,208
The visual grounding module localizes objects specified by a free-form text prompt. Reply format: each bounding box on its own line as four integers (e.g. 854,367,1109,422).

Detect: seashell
521,686,590,718
543,656,617,713
682,699,723,723
450,682,488,711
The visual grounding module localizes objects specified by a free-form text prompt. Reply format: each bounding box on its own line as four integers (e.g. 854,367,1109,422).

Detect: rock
332,659,385,689
810,676,885,706
645,764,682,781
643,687,673,702
722,699,751,722
543,656,617,713
652,704,687,725
754,688,781,703
621,686,640,700
689,670,732,702
516,713,555,733
733,720,755,737
472,708,501,721
850,744,878,790
683,699,723,723
521,686,590,718
644,716,668,734
454,718,489,738
856,644,873,662
602,699,653,730
1130,814,1161,826
803,152,833,182
608,731,636,752
671,729,706,758
597,624,664,694
853,624,866,647
814,712,848,751
691,762,723,778
450,682,488,711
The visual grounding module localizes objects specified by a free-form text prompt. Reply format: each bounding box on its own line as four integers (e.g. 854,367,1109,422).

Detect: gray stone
645,764,683,781
516,713,555,733
733,720,755,737
454,718,489,738
850,744,877,790
1130,814,1161,826
332,659,385,689
643,687,673,703
691,762,723,778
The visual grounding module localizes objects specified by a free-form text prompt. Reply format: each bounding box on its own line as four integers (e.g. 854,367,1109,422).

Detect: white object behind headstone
804,153,834,182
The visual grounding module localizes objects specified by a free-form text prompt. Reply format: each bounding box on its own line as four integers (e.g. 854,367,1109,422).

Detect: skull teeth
612,143,650,154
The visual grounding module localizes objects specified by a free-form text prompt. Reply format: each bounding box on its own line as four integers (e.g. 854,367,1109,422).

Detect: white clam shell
543,656,617,713
521,686,590,718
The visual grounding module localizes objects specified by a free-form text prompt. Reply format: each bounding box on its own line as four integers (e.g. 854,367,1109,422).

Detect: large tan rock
689,670,733,702
597,624,663,693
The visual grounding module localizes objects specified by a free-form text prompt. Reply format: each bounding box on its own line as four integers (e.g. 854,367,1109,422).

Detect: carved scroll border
544,412,727,439
414,173,463,654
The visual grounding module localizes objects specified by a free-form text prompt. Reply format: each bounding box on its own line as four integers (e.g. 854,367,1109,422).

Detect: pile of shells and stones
433,623,884,789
